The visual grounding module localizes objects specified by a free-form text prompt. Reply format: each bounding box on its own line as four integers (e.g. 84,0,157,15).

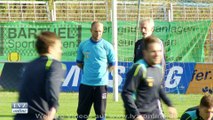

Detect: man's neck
40,54,53,59
144,59,155,66
198,109,205,120
91,37,101,42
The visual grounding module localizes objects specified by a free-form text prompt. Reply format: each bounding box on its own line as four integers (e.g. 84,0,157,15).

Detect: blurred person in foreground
14,31,66,120
181,94,213,120
76,21,115,120
122,36,177,120
134,18,166,115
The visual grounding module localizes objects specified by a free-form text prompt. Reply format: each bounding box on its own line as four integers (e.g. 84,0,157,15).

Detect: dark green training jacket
181,106,213,120
15,56,66,120
121,59,172,117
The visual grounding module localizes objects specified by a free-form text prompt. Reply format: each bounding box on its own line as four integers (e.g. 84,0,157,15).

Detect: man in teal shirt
76,21,115,120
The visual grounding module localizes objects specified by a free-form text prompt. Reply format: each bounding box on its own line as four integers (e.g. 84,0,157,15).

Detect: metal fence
0,1,212,119
54,1,109,21
1,1,212,21
0,1,50,21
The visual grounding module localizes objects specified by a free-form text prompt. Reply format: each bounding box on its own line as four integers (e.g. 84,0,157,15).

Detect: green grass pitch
0,91,202,120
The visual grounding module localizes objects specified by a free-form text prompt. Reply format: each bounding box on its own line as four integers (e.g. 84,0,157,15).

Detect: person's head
140,18,154,38
143,36,162,65
36,31,62,61
199,94,213,120
90,21,104,41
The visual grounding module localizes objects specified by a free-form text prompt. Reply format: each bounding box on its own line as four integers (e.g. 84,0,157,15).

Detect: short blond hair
144,35,161,50
140,18,154,28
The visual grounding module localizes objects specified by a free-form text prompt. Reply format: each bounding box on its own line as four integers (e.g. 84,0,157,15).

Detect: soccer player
14,31,66,120
134,18,165,66
180,94,213,120
134,18,166,116
121,36,177,120
76,21,115,120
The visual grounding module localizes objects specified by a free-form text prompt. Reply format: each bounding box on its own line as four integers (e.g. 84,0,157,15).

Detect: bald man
76,21,115,120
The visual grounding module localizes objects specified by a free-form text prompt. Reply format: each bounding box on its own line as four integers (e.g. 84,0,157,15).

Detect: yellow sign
7,52,20,62
186,64,213,94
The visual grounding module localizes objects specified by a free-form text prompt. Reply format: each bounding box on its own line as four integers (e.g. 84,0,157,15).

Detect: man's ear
47,46,52,54
198,105,202,111
142,50,147,56
151,27,154,32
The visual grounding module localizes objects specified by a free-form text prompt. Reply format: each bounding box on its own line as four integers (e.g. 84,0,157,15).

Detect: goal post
112,0,119,102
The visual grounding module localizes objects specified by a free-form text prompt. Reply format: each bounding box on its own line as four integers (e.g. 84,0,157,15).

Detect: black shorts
77,84,107,120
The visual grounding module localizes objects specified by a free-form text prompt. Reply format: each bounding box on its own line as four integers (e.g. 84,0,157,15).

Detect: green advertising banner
154,20,211,62
0,20,211,62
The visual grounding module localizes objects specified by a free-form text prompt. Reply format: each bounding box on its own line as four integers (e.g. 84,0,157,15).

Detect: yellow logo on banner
7,52,20,62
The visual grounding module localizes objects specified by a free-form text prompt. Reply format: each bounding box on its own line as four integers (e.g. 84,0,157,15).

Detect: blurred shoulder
102,39,112,44
135,39,143,44
51,59,65,70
